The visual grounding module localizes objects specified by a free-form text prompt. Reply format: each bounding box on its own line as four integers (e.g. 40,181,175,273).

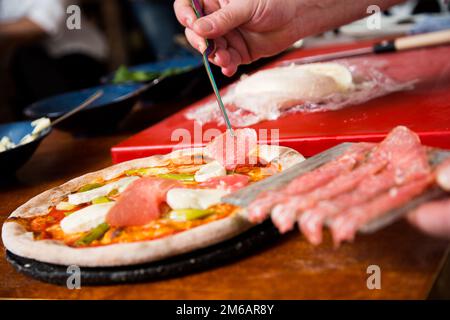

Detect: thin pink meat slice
270,156,389,232
270,126,428,236
205,128,257,170
247,143,374,223
299,169,397,245
284,143,374,194
300,127,431,245
330,176,432,246
106,177,181,227
199,174,250,192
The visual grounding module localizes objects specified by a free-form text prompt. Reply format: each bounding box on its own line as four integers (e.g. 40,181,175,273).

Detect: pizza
2,129,304,267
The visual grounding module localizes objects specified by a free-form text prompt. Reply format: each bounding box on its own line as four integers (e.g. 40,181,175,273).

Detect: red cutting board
111,41,450,163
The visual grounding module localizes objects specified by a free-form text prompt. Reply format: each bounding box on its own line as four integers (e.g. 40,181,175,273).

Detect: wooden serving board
111,43,450,163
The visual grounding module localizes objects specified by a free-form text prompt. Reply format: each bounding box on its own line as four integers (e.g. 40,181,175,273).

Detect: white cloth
0,0,108,60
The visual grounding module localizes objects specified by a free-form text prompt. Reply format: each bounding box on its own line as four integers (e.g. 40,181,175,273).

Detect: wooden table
0,129,449,300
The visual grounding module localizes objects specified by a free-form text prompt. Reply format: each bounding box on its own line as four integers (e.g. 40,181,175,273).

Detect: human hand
408,160,450,239
174,0,404,76
174,0,301,76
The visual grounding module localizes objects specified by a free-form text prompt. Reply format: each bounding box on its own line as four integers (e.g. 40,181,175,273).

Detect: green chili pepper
169,209,213,221
158,173,195,181
125,168,151,176
78,183,104,193
75,223,110,246
92,196,111,204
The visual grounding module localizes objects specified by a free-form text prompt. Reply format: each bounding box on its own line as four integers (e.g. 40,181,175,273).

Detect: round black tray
6,221,280,286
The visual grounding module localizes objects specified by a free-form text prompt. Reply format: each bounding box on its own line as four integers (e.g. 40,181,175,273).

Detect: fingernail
186,17,193,27
196,19,213,33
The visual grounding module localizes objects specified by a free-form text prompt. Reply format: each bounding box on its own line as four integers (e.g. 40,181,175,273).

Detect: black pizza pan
6,221,280,286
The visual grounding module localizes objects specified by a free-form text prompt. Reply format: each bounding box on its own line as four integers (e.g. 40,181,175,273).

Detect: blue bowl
0,121,52,173
24,83,143,134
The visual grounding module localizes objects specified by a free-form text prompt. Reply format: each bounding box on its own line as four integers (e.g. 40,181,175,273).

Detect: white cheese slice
166,188,229,210
56,201,76,211
194,160,227,182
60,202,115,234
68,176,139,205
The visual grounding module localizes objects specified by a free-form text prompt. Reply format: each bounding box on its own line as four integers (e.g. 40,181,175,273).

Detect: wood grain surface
0,130,448,299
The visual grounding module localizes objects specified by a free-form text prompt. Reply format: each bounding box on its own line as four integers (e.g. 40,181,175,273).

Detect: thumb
408,199,450,239
193,2,252,38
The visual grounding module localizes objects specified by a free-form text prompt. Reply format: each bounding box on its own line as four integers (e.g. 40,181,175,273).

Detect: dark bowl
105,56,203,104
0,121,52,174
23,83,143,135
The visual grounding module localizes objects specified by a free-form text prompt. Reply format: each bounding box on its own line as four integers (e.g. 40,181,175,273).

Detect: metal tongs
191,0,234,136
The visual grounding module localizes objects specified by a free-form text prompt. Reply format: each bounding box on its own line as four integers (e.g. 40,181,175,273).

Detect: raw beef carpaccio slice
247,142,374,223
205,128,258,170
330,176,432,246
299,126,431,244
248,126,434,246
106,177,180,227
199,174,250,192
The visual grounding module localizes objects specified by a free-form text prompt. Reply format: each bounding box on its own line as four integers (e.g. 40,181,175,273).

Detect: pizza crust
2,145,303,267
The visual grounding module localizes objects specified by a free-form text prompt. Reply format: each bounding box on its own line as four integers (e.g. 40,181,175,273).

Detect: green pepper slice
92,196,111,204
168,209,214,221
78,183,104,193
75,223,110,246
158,173,195,181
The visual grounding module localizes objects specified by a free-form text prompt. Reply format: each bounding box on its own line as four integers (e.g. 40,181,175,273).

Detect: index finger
174,0,197,28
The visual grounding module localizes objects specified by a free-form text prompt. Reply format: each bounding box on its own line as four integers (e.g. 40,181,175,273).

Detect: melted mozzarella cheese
60,202,115,234
166,188,229,210
68,176,139,205
194,161,227,182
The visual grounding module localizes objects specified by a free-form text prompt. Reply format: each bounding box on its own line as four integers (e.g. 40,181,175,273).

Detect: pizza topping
166,188,229,210
194,160,227,182
55,201,76,211
106,177,180,227
125,167,170,177
78,182,104,193
92,196,111,204
60,202,115,234
205,128,258,170
199,174,250,192
68,176,139,205
168,208,214,221
157,173,195,181
75,223,110,246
